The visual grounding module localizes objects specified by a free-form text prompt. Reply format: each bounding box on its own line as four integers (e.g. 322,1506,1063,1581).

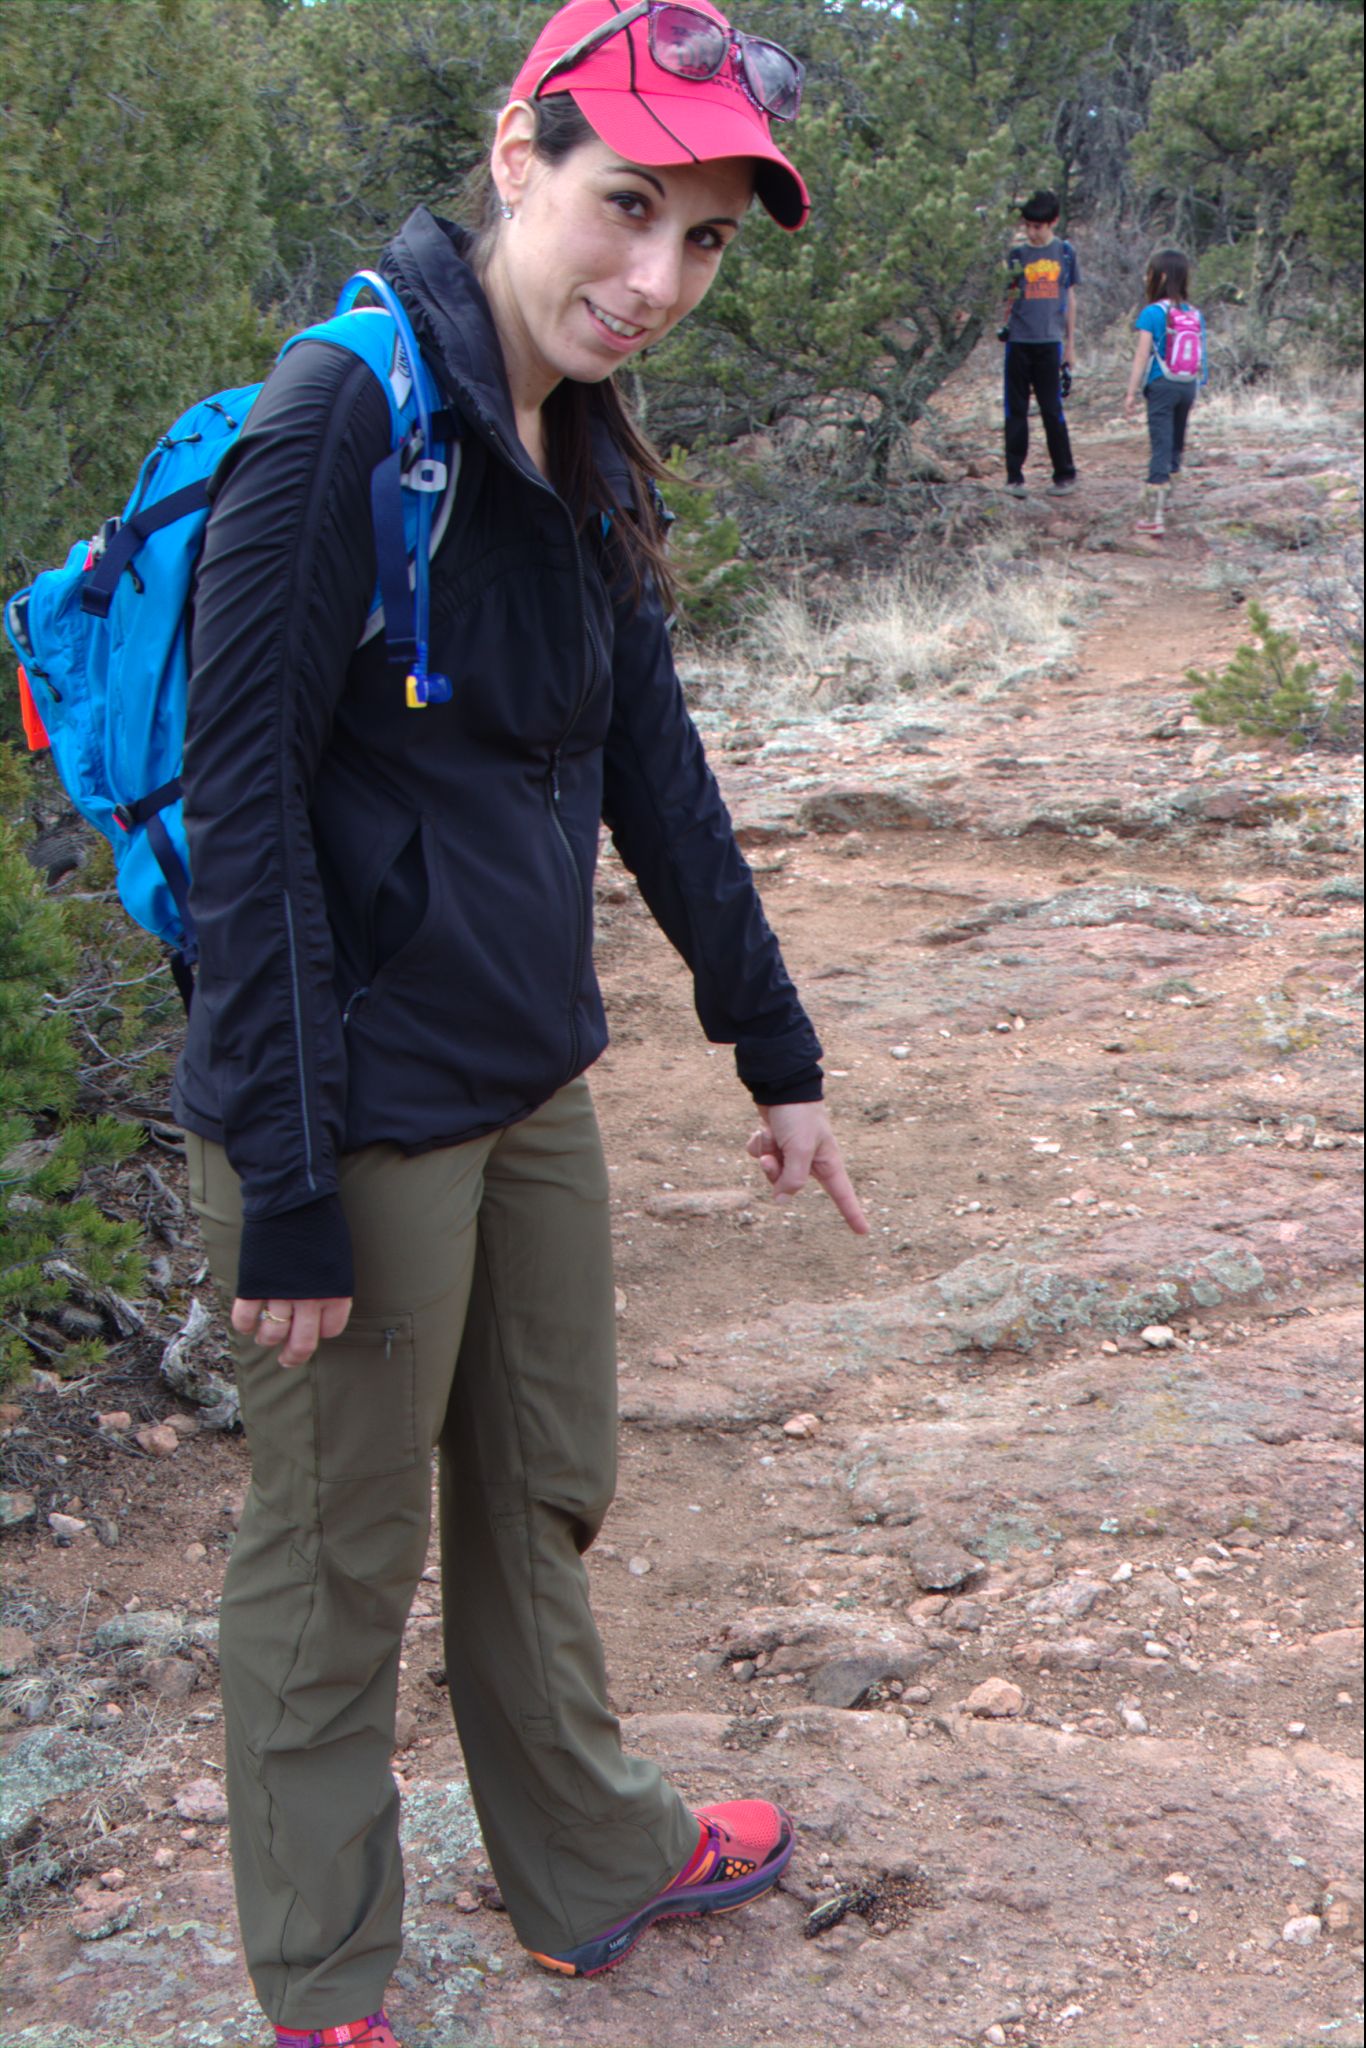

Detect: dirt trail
2,381,1362,2048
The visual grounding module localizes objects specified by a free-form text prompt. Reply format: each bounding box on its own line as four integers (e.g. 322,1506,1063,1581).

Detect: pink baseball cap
508,0,810,231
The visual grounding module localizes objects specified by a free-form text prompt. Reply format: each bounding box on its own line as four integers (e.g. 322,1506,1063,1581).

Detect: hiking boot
1004,480,1027,498
1049,477,1078,495
274,2016,399,2048
528,1800,795,1978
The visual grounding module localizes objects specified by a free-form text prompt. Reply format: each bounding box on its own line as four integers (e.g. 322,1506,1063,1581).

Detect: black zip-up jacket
173,209,823,1301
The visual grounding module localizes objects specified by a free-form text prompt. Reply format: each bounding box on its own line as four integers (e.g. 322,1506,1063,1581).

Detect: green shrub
1188,601,1362,751
0,754,143,1388
661,449,754,643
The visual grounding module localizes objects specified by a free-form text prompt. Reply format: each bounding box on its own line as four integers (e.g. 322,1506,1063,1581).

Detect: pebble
0,1489,37,1528
1140,1325,1177,1349
1120,1706,1149,1734
183,1541,208,1565
394,1708,418,1750
1165,1872,1195,1893
984,2029,1008,2047
1111,1562,1134,1584
134,1424,180,1458
1287,1721,1308,1738
151,1846,176,1869
96,1411,133,1433
890,1045,911,1060
174,1779,229,1824
143,1656,198,1703
628,1556,653,1577
730,1659,757,1683
1143,1641,1172,1659
782,1412,820,1439
0,1625,37,1677
1282,1914,1322,1946
48,1512,87,1543
964,1678,1024,1719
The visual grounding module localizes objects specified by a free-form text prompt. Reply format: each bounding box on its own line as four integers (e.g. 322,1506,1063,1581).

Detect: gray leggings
1144,377,1197,484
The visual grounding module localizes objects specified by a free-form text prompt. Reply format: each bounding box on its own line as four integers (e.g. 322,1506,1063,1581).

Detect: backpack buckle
87,516,122,564
405,457,448,494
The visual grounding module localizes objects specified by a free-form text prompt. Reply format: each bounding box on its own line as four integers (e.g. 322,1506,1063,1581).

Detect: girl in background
1124,248,1208,535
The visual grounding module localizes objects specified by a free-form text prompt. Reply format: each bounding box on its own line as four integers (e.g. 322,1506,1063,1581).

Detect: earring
499,198,514,220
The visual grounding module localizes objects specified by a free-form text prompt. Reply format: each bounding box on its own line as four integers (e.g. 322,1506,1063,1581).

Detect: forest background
0,0,1362,1383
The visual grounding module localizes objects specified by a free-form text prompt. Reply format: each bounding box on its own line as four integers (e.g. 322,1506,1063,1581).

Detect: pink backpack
1158,300,1203,380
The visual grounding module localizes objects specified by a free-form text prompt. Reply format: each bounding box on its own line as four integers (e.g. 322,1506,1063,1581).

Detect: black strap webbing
81,480,212,618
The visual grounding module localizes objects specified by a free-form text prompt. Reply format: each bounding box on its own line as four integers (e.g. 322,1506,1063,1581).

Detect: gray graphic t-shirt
1006,237,1080,345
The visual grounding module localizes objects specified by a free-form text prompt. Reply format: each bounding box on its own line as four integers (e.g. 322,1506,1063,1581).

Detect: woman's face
487,116,754,405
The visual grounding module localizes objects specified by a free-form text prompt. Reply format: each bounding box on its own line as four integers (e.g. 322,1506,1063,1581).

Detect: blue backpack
4,270,460,1002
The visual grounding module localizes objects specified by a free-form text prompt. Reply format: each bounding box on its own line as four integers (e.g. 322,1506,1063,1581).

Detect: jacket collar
380,207,541,486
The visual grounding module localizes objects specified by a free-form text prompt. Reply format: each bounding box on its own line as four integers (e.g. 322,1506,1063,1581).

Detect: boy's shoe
1049,477,1078,495
274,2016,398,2048
1004,480,1027,498
528,1799,794,1978
1134,520,1165,536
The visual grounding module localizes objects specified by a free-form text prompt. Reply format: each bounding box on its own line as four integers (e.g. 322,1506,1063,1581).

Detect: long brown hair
1145,248,1192,305
465,97,677,609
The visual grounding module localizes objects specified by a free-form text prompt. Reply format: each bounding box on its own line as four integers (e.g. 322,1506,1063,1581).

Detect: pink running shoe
528,1799,794,1977
274,2015,398,2048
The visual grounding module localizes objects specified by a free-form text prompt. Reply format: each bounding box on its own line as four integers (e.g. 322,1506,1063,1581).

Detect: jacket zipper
547,748,585,1084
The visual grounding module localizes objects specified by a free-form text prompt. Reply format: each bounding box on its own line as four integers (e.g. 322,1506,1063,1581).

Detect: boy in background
1001,191,1079,498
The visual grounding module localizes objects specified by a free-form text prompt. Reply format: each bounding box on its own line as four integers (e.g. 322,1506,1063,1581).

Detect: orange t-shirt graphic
1022,257,1063,300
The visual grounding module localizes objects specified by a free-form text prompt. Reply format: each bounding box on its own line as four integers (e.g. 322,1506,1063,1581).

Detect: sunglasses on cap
534,1,805,125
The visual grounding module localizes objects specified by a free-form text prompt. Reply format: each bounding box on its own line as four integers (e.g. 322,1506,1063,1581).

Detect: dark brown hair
1145,248,1192,305
466,97,677,607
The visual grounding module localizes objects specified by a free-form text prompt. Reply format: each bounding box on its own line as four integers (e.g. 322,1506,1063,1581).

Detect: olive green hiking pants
185,1080,696,2028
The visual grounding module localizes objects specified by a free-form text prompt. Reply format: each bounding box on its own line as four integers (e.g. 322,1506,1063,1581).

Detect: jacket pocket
312,1312,420,1479
368,818,432,978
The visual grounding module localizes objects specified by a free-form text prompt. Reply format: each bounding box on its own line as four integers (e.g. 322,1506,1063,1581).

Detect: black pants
1004,341,1076,485
1144,377,1196,484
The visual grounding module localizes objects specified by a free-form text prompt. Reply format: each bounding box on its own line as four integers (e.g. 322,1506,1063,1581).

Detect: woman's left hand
747,1104,870,1235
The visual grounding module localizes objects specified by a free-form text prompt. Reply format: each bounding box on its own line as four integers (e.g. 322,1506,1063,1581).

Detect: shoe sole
528,1823,795,1978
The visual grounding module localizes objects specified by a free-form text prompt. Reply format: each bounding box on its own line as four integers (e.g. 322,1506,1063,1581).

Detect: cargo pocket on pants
313,1313,420,1479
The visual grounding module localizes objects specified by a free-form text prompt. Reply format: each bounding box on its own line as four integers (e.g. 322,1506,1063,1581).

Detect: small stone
96,1411,133,1433
628,1556,653,1577
143,1656,198,1703
151,1846,176,1869
1165,1872,1195,1893
98,1867,128,1890
183,1542,208,1565
1140,1325,1177,1350
1100,1340,1119,1355
1120,1706,1149,1735
730,1660,757,1683
1111,1563,1134,1584
1287,1721,1308,1738
648,1347,680,1370
903,1685,933,1704
782,1412,820,1440
173,1778,229,1824
48,1511,87,1544
134,1424,180,1458
163,1413,199,1436
1282,1914,1322,1946
964,1678,1024,1719
909,1532,987,1594
1143,1641,1172,1659
394,1708,418,1750
454,1889,480,1914
889,1045,911,1060
614,1288,627,1317
0,1625,37,1677
0,1489,37,1528
985,2029,1008,2047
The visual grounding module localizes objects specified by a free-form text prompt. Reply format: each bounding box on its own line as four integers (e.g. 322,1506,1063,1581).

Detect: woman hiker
173,5,868,2044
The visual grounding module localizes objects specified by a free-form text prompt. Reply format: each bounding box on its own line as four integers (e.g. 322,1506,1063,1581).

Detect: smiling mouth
588,301,648,342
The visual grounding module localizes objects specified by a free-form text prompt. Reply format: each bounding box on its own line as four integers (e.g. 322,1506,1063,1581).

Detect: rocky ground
1,366,1362,2048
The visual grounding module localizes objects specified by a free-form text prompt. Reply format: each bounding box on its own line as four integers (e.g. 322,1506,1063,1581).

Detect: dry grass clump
1196,367,1364,442
733,547,1085,715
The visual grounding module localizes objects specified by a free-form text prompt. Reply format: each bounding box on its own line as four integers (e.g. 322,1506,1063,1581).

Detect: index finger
811,1151,870,1236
